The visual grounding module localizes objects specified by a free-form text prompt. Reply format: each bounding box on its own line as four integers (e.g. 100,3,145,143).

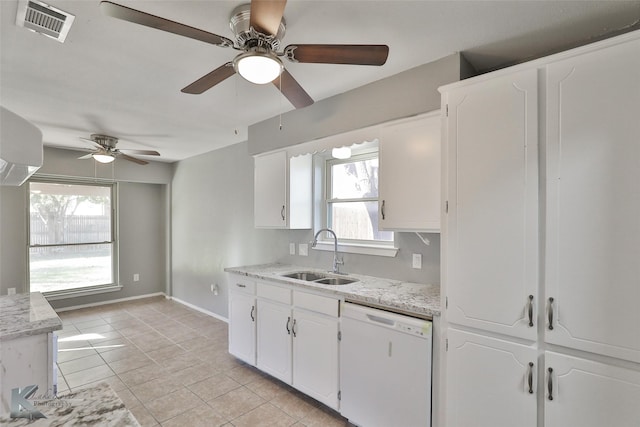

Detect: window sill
42,284,123,301
312,241,398,258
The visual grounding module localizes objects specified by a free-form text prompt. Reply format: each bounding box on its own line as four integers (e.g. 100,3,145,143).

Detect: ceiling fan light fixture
234,50,283,85
93,153,115,164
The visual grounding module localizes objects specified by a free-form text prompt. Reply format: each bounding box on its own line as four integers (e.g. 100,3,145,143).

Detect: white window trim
27,177,120,298
313,145,398,258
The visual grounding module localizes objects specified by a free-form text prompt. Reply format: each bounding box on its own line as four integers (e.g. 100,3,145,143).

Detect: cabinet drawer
230,276,256,295
293,290,339,317
258,282,291,304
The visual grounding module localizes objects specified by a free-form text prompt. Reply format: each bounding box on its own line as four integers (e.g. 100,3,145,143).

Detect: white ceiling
2,1,639,163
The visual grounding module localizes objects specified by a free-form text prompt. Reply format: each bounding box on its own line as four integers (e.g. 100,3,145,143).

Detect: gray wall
248,53,473,154
0,146,171,309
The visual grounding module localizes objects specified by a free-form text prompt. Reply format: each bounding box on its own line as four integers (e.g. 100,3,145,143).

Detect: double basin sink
281,271,357,286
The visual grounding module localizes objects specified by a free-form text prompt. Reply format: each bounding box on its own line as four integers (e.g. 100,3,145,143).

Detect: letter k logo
10,385,46,419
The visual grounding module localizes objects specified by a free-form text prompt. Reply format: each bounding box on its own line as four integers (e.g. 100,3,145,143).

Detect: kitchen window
28,179,118,297
320,150,394,251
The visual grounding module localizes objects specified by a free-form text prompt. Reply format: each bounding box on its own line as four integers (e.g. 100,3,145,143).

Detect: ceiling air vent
15,0,75,43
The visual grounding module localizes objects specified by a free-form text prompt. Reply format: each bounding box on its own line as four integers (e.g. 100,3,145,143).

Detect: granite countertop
0,292,62,341
225,263,440,319
0,382,140,426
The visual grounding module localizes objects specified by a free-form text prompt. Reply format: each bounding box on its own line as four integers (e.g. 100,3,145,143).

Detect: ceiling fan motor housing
230,3,285,51
91,134,118,150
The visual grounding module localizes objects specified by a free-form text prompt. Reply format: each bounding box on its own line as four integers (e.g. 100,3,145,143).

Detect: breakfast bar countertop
0,292,62,341
225,263,440,319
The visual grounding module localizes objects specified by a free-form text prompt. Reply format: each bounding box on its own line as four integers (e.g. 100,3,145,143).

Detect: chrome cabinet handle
381,200,386,220
292,319,297,337
528,295,534,327
527,362,534,394
236,283,246,288
250,305,255,322
281,205,286,221
286,316,291,335
547,367,554,400
548,297,554,330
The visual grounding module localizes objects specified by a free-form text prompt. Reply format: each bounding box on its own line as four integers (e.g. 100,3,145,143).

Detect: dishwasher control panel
397,322,431,337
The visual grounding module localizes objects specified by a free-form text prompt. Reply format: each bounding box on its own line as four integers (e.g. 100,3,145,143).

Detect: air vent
16,0,75,43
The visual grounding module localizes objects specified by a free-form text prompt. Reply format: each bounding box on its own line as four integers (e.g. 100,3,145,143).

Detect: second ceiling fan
100,0,389,108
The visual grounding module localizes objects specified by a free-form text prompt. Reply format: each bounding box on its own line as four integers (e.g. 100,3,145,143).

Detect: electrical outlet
211,284,219,295
8,288,16,295
133,273,140,282
289,243,296,255
412,253,422,269
299,243,309,256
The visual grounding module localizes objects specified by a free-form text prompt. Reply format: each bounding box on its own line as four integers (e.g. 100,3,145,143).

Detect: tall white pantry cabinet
439,31,640,427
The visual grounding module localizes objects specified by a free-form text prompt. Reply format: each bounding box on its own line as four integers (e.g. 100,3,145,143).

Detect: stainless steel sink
281,271,357,286
282,271,326,281
315,277,357,286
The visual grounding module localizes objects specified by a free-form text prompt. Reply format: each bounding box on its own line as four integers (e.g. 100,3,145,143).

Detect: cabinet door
256,299,292,384
545,37,640,363
292,308,339,409
228,292,256,365
446,328,537,427
379,111,440,232
254,151,287,228
545,352,640,427
443,68,538,340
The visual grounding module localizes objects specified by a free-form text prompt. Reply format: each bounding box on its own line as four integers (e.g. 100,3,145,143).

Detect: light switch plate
412,253,422,269
299,243,309,256
289,243,296,255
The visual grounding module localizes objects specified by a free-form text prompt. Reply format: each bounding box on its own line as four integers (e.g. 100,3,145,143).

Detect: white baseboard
169,296,228,323
54,292,167,312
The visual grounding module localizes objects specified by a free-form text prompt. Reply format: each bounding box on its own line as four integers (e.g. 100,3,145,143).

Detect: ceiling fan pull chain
278,73,283,131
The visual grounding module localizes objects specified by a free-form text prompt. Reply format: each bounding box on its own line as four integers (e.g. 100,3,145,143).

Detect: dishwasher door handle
366,314,396,326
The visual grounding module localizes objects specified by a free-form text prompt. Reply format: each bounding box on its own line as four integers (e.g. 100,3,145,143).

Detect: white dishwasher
340,302,432,427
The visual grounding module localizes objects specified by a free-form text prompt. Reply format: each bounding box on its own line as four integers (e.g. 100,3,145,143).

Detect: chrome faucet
311,228,345,274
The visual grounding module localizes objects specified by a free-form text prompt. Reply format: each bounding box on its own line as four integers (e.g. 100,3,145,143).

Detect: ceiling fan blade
250,0,287,37
116,152,149,165
120,149,160,156
284,44,389,66
100,1,234,48
273,69,314,109
79,137,103,150
78,153,95,160
182,62,236,94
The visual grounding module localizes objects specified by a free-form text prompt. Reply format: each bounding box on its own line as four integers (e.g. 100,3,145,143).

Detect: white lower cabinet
235,279,340,410
292,307,339,409
446,328,537,427
545,352,640,427
228,278,256,365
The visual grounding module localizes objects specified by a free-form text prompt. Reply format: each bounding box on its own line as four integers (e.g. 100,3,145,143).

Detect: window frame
315,148,398,257
27,177,121,299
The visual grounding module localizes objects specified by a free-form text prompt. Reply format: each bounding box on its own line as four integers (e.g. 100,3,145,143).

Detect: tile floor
55,296,350,426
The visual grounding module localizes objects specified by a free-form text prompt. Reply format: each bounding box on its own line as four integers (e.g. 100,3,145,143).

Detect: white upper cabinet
378,111,441,232
545,37,640,363
442,68,539,341
254,150,312,229
545,352,640,427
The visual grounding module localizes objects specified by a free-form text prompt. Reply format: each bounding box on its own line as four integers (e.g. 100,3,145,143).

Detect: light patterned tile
299,406,349,427
114,387,141,409
129,404,160,427
231,403,296,427
130,376,184,404
64,365,115,389
109,354,154,374
270,390,319,421
145,387,204,422
160,403,227,427
187,373,242,402
226,365,263,385
245,375,290,401
118,363,166,387
58,353,107,375
207,386,265,421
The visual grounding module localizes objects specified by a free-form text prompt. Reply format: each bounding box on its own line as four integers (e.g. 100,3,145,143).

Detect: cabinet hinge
446,104,449,117
445,200,449,214
338,331,342,341
338,390,341,401
446,338,449,352
446,296,448,309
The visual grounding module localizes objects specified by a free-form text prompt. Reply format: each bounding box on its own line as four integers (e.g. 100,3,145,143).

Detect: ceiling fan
99,0,390,108
78,134,160,165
